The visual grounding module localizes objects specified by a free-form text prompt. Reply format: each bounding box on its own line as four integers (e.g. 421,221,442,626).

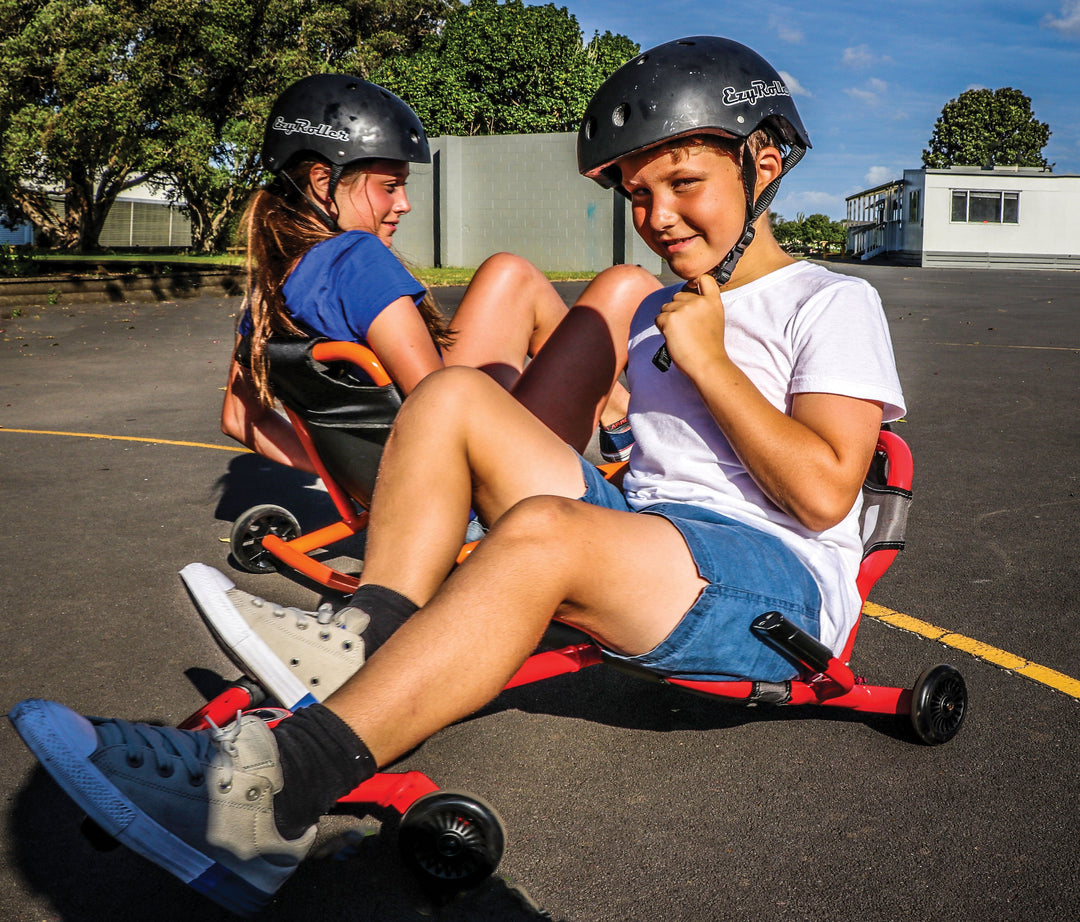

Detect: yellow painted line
0,426,250,454
926,342,1079,352
863,601,1080,700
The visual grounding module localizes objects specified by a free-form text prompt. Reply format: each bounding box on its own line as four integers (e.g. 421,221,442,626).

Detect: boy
10,36,904,914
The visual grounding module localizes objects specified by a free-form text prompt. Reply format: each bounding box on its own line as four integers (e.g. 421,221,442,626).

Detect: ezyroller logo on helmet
270,116,350,142
722,79,790,107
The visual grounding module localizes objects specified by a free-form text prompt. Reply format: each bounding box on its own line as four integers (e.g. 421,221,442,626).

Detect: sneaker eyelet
246,787,260,802
126,754,144,768
219,781,233,793
297,621,309,630
273,607,286,618
319,630,330,641
189,774,205,787
342,641,353,651
290,658,300,667
157,763,175,778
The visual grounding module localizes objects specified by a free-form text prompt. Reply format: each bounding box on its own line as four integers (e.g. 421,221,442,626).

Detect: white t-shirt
622,261,906,654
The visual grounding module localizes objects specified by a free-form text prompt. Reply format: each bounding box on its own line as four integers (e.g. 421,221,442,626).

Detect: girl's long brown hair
240,159,452,406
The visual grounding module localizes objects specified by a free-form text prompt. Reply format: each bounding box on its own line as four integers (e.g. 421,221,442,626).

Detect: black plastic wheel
229,504,300,574
398,791,505,891
910,664,967,744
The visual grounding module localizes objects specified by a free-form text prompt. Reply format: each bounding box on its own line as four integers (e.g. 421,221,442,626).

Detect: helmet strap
707,143,806,285
279,167,342,233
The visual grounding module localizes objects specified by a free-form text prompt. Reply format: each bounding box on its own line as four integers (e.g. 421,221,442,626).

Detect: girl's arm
655,274,883,532
221,346,318,474
364,295,445,394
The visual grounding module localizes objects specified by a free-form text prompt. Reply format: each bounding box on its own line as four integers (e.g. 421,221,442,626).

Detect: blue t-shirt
238,231,426,343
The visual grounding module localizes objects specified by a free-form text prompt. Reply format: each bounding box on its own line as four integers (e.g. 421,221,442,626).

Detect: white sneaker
181,563,366,709
9,698,314,916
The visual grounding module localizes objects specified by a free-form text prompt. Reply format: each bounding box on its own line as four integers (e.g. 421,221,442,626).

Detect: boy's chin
666,256,715,282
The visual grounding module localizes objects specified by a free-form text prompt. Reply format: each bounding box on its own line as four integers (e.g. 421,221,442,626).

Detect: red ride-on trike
177,339,967,895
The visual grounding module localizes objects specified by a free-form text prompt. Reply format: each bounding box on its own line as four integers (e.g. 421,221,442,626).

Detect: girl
221,74,657,472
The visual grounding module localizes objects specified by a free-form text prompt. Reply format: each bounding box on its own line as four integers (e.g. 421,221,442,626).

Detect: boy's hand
653,274,727,375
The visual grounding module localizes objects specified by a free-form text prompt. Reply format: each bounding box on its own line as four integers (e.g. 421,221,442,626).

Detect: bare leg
442,252,573,389
513,263,661,452
357,366,589,605
327,494,706,766
444,254,661,449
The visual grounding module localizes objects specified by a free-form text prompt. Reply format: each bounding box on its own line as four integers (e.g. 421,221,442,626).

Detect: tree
922,87,1051,170
144,0,456,252
772,212,847,255
0,0,456,253
0,0,161,250
374,0,637,136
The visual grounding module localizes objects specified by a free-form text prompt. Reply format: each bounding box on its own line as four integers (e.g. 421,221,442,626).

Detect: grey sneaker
181,563,366,709
9,698,314,916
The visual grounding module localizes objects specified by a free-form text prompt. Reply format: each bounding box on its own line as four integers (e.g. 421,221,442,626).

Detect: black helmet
262,74,430,174
578,37,811,370
577,36,809,190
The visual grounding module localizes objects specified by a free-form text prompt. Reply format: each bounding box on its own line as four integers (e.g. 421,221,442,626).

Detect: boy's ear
753,145,785,197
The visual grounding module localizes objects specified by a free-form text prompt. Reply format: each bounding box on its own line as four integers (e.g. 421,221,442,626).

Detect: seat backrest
264,338,402,506
847,428,913,659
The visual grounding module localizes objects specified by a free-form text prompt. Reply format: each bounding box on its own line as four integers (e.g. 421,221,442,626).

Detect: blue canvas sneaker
9,698,314,916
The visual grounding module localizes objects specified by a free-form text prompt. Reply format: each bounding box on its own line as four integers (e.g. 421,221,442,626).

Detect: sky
557,0,1080,220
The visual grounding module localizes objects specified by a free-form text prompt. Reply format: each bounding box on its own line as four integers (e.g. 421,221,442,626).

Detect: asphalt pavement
1,262,1078,922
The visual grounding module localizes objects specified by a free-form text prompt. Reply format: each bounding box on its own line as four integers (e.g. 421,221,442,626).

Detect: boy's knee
404,365,496,420
493,495,584,548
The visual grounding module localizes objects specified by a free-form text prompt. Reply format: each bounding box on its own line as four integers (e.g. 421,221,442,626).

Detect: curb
0,267,244,312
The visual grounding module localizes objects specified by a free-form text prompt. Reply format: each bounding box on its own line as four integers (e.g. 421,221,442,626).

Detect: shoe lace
103,714,244,787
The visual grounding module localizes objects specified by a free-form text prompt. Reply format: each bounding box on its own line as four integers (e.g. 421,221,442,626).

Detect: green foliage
773,213,847,255
922,88,1051,169
140,0,457,252
0,0,455,252
0,0,156,250
374,0,637,135
0,244,35,277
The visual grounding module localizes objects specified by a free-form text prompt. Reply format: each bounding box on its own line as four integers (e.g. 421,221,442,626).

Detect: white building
846,165,1080,270
2,182,192,249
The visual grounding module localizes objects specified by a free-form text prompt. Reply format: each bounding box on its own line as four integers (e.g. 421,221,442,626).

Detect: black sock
270,703,377,840
347,584,419,655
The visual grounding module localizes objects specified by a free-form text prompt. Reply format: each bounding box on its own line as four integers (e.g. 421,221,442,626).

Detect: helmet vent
612,103,630,127
636,55,648,65
583,116,596,140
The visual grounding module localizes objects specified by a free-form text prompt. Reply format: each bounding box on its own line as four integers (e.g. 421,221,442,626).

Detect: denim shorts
576,455,822,681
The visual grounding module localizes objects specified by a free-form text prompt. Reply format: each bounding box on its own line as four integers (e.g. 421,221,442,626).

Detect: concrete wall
392,132,661,274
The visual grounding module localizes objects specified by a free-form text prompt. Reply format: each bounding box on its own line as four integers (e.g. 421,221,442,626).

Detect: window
950,190,1019,224
909,189,920,224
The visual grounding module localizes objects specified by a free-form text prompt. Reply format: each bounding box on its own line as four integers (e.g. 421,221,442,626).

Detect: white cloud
778,71,811,97
864,166,896,186
846,77,889,106
773,189,845,220
842,44,892,69
1043,0,1080,36
769,13,803,43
